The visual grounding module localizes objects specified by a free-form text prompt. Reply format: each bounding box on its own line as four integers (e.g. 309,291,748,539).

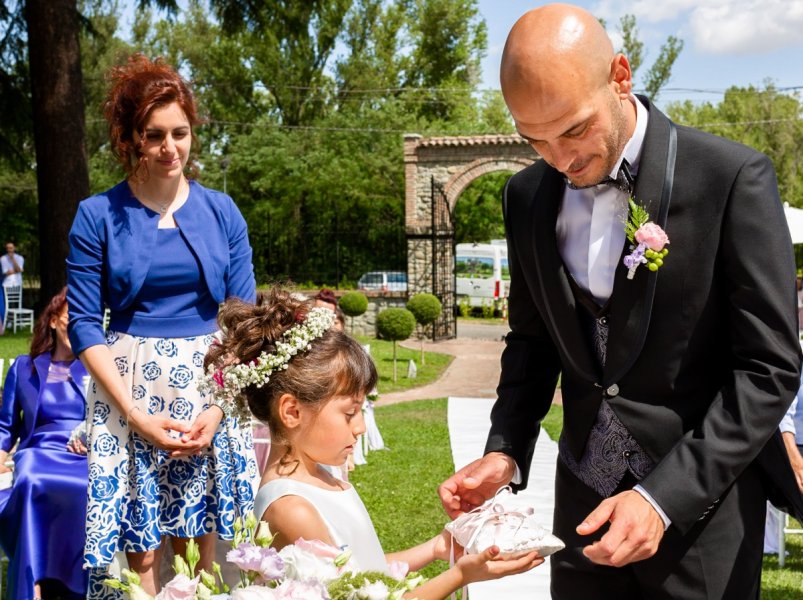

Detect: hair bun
205,287,312,371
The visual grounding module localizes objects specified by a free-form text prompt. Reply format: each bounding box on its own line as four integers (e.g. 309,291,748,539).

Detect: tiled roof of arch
414,134,529,147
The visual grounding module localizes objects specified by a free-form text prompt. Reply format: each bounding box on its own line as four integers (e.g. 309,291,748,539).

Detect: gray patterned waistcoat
557,278,654,497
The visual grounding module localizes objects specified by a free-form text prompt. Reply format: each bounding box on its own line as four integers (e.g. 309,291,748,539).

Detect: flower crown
199,306,336,417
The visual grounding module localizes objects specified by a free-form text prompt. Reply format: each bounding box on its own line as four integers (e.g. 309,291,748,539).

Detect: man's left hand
577,490,665,567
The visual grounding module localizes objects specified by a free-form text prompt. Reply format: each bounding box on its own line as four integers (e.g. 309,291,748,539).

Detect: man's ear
277,393,303,429
610,53,633,98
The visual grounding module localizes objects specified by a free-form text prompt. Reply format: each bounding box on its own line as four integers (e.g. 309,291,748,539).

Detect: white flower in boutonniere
623,199,670,280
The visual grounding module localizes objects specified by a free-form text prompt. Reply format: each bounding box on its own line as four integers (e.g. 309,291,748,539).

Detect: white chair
3,285,33,333
774,505,803,567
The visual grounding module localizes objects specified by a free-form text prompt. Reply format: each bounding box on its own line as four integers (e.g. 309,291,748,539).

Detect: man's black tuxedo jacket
485,97,803,534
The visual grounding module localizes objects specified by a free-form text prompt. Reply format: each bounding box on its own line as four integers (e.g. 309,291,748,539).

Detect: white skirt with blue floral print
83,330,258,571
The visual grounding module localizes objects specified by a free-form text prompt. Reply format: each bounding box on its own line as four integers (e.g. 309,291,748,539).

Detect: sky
476,0,803,110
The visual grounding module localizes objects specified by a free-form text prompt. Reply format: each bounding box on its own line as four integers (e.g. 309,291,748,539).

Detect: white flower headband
199,306,336,417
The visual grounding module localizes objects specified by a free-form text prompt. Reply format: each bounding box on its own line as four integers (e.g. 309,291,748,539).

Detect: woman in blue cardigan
67,54,258,596
0,288,89,599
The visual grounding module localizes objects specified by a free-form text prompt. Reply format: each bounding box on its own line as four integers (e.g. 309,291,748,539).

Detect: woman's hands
127,409,202,456
179,406,225,455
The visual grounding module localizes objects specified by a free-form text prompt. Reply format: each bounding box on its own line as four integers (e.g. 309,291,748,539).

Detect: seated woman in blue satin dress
0,287,90,600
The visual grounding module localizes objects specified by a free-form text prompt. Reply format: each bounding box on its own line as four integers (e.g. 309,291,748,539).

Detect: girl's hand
128,409,199,454
432,530,456,562
456,545,543,584
176,406,225,457
0,464,11,474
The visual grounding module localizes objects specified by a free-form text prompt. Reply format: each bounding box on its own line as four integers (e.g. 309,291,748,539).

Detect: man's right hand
438,452,516,519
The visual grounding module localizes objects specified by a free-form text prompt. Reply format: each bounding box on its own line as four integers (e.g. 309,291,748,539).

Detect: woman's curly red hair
30,287,68,360
103,53,199,179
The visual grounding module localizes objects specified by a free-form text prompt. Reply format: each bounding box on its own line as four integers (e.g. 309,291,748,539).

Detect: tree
666,84,803,209
454,172,510,244
403,0,486,121
23,0,90,303
0,0,177,304
339,291,368,335
605,14,684,102
406,293,441,364
376,307,416,383
210,0,353,127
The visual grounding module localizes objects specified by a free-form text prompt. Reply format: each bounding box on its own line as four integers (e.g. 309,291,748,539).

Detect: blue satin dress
0,357,89,599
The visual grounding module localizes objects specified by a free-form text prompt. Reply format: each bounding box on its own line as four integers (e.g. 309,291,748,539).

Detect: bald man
439,4,803,598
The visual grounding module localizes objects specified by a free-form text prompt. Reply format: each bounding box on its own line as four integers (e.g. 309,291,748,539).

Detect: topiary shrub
338,291,369,335
406,293,442,365
376,307,416,382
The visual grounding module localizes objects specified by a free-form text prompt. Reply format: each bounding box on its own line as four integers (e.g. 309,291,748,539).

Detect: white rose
129,586,156,600
278,545,338,583
231,585,275,600
357,581,390,600
155,574,199,600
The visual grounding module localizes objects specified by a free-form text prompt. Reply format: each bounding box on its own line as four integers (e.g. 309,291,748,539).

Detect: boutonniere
623,199,669,279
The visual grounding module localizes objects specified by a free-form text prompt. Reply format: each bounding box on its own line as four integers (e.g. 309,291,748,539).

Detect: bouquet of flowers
105,513,425,600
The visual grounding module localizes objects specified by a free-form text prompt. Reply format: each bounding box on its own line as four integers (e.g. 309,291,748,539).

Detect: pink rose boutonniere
623,199,669,279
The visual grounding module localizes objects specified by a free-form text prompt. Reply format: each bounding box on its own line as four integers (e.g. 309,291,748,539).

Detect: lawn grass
356,399,803,596
457,316,509,327
350,398,455,582
355,335,453,395
0,330,31,373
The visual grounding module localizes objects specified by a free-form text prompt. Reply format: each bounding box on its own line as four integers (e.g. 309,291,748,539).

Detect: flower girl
202,288,543,598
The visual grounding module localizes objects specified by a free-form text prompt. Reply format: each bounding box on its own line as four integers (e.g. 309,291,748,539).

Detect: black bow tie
566,160,634,196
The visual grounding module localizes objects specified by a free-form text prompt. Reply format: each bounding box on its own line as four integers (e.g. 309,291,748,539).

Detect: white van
455,242,510,307
357,271,408,292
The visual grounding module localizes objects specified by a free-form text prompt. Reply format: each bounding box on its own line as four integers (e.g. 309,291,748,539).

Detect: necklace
150,199,169,214
130,178,188,214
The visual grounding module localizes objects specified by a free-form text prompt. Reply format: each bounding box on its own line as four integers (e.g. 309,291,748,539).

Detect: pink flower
212,370,225,388
155,574,198,600
634,222,669,251
227,543,284,581
294,537,341,560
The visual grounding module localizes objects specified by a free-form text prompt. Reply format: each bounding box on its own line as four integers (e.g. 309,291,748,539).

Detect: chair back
3,285,34,333
4,285,22,309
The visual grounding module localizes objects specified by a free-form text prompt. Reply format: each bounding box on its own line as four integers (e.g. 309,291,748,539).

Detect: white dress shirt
1,253,23,287
556,96,648,305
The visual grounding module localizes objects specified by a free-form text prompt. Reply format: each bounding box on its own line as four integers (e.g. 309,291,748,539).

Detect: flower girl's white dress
254,478,388,573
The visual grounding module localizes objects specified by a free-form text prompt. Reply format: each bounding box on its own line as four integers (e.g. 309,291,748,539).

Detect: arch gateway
403,133,538,339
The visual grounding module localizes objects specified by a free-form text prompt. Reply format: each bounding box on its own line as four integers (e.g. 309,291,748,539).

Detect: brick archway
403,133,538,338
